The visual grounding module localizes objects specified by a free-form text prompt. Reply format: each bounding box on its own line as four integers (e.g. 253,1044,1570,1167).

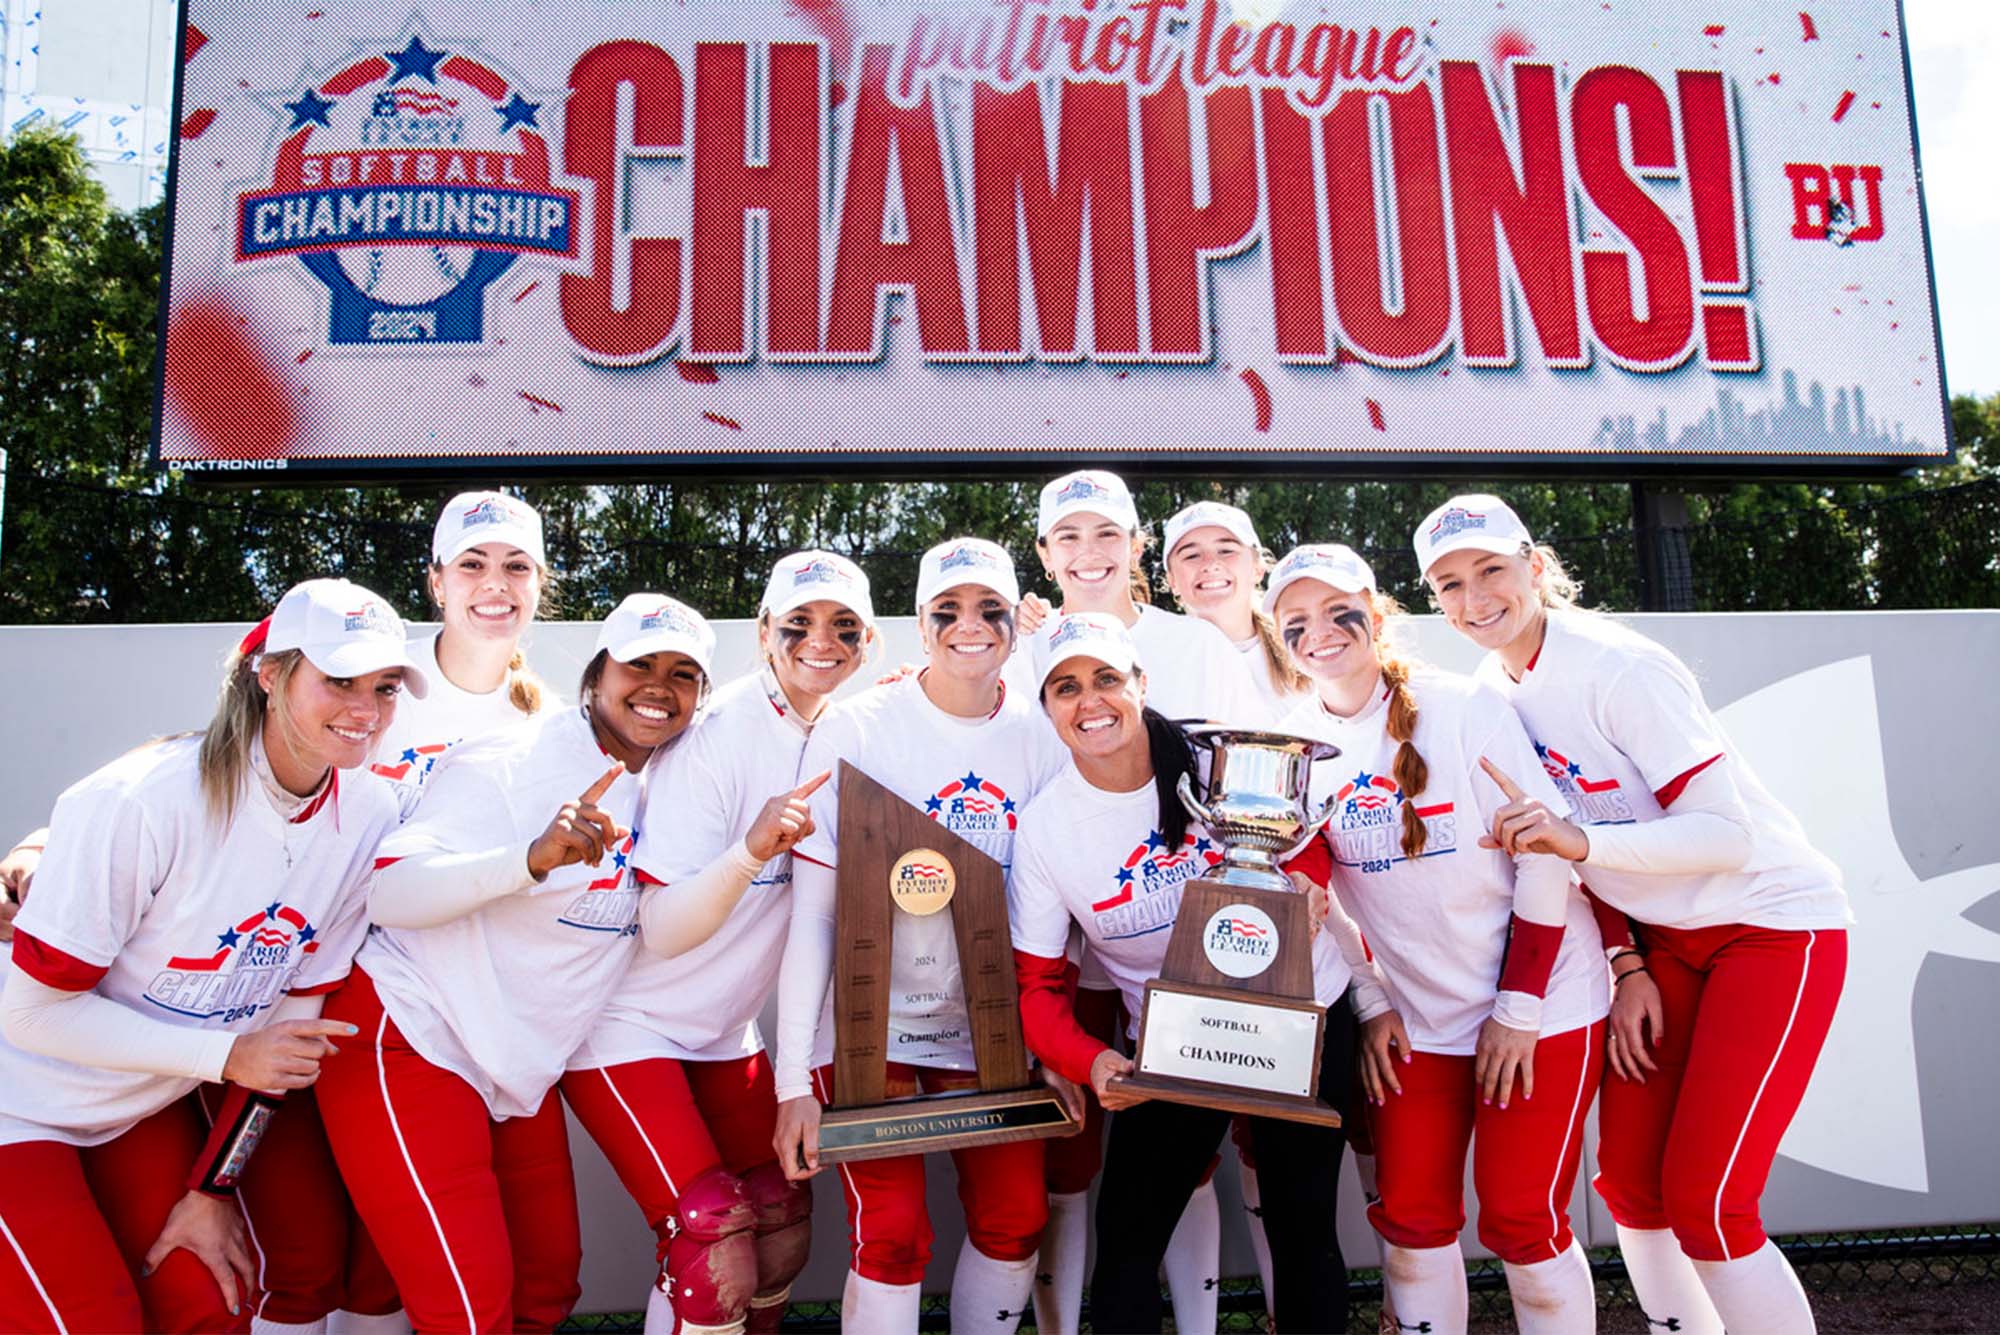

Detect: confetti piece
518,391,562,412
703,411,744,430
1366,399,1386,432
295,348,313,364
1799,11,1818,41
1832,90,1855,122
185,25,208,61
513,281,539,303
1239,368,1273,432
180,109,216,139
1704,24,1726,37
164,297,300,459
1491,29,1534,64
676,362,721,384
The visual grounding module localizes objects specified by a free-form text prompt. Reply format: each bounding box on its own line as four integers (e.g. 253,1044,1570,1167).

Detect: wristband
187,1086,284,1196
1613,964,1651,987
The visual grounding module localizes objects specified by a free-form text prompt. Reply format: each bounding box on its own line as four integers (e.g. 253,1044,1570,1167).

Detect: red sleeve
371,855,403,871
10,932,109,992
1582,884,1638,956
633,867,666,887
1654,753,1724,808
186,1085,284,1196
1014,950,1107,1085
1280,833,1333,888
1495,915,1564,998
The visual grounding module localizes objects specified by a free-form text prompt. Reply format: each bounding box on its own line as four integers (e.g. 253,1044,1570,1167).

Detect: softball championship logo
924,770,1018,835
1202,903,1279,979
559,827,642,934
462,495,531,531
1533,740,1636,825
936,544,1004,577
343,600,393,634
890,849,956,916
789,557,849,590
637,602,703,638
1052,477,1115,507
235,24,583,347
1428,506,1489,541
146,901,323,1020
1091,830,1224,941
1326,769,1458,870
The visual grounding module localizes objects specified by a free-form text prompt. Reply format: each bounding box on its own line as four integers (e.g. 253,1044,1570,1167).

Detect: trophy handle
1310,792,1341,832
1175,771,1215,828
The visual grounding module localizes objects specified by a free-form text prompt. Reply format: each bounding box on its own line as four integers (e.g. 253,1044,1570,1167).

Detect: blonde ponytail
197,646,305,828
505,648,546,716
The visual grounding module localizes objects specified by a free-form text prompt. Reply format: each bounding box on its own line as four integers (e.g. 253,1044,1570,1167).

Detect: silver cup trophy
1112,724,1347,1124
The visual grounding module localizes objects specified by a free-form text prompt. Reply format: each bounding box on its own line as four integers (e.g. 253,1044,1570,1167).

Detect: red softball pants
1595,923,1846,1261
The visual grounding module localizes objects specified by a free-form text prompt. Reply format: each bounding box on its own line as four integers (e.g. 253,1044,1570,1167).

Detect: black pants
1088,997,1358,1333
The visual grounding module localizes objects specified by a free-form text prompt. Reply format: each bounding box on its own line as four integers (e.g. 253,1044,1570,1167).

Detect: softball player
1415,494,1850,1335
770,538,1068,1334
1011,613,1361,1335
560,553,877,1335
1271,544,1610,1335
1160,500,1309,719
311,595,725,1334
0,579,422,1333
1014,473,1265,1335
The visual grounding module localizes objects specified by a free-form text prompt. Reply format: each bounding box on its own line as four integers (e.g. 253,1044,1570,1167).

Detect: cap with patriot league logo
432,491,546,567
262,578,430,696
915,537,1021,609
1163,500,1260,560
1037,469,1140,537
596,594,716,676
1411,494,1534,573
1263,544,1377,613
1037,612,1141,690
760,550,875,625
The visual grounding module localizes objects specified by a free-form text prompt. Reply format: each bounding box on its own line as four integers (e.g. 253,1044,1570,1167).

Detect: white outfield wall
2,610,1997,1311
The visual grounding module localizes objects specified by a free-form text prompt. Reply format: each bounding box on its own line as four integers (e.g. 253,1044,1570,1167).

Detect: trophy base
818,1086,1076,1164
1106,1071,1343,1126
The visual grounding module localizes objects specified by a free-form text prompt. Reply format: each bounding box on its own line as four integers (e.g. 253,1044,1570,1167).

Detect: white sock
1162,1178,1221,1335
1032,1190,1088,1335
948,1242,1036,1335
324,1316,407,1335
1238,1158,1276,1320
1692,1239,1815,1335
1383,1242,1469,1335
843,1270,922,1334
1616,1225,1723,1335
1502,1239,1595,1335
643,1280,677,1335
251,1321,327,1335
1354,1151,1399,1329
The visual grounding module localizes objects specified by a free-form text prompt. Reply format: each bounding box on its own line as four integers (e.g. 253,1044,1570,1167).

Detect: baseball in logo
890,848,957,916
234,25,583,348
924,770,1017,835
146,901,322,1021
1202,903,1279,980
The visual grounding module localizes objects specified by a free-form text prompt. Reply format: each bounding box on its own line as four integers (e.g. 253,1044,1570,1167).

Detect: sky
1904,0,1999,397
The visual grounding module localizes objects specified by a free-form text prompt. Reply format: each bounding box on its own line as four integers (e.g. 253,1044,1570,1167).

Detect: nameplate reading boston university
819,764,1074,1164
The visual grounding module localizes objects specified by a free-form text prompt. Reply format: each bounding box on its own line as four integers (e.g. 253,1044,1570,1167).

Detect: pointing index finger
580,762,624,806
791,769,833,800
1479,755,1527,802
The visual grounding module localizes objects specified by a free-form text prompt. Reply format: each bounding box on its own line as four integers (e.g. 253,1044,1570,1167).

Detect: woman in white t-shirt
561,552,878,1335
1011,612,1361,1335
1159,500,1308,721
313,595,804,1334
770,538,1069,1335
1270,543,1610,1335
0,579,422,1334
1414,494,1850,1335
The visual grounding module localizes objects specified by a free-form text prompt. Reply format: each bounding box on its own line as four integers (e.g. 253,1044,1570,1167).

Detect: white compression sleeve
772,857,838,1103
637,838,765,959
2,967,239,1082
1320,892,1394,1022
1491,848,1574,1032
369,840,541,929
1583,761,1755,876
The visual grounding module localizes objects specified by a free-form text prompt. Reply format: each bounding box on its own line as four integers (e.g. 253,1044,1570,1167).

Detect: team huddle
0,472,1849,1335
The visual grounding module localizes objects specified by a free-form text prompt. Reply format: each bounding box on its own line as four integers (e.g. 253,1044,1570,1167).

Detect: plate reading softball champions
889,849,956,917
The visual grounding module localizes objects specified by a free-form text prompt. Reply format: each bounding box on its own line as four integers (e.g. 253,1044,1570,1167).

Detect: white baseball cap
1037,469,1139,537
433,491,546,567
1411,494,1534,574
1037,612,1141,690
258,578,430,697
1263,544,1377,614
915,538,1021,609
761,550,875,625
1163,500,1260,560
595,595,716,677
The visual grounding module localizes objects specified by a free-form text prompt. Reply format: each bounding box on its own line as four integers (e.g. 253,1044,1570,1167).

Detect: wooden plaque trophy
818,762,1076,1164
1109,727,1347,1125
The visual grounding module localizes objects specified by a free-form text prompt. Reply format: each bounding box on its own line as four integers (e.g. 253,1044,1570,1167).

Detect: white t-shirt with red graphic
360,706,646,1118
369,632,538,813
1012,604,1266,727
571,671,813,1068
1278,672,1609,1055
1476,610,1848,931
1012,761,1352,1042
1,737,394,1147
790,673,1069,1073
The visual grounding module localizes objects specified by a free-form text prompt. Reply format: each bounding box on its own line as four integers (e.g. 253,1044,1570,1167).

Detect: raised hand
1477,757,1588,861
1014,592,1053,637
527,763,629,880
745,771,830,862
